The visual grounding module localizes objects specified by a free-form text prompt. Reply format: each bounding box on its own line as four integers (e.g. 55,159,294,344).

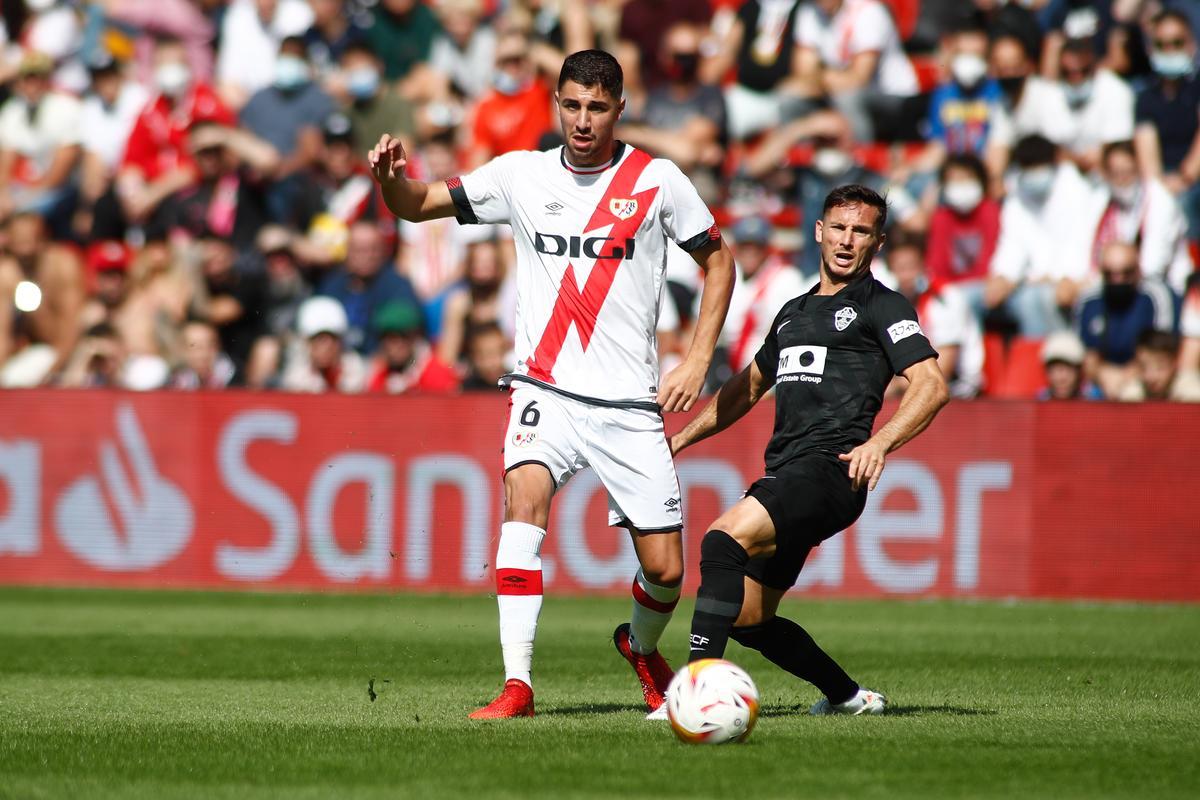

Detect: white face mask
943,180,984,214
1109,182,1140,208
951,53,988,89
1018,166,1056,203
155,62,191,98
1063,79,1093,108
813,147,853,177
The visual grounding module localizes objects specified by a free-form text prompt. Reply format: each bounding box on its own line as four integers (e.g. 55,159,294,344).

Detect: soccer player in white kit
368,50,735,718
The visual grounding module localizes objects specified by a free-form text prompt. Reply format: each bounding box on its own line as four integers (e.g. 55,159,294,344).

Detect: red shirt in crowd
469,79,552,160
120,83,234,181
925,198,1001,285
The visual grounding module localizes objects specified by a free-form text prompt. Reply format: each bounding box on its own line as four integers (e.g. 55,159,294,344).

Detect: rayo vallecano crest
834,306,857,331
609,198,638,220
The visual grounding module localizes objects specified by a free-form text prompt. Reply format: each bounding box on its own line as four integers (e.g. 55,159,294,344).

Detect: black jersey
753,274,938,470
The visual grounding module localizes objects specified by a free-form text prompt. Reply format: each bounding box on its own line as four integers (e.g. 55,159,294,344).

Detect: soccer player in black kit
667,185,949,716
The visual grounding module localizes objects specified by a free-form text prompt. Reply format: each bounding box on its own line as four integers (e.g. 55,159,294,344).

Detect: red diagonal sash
526,150,658,383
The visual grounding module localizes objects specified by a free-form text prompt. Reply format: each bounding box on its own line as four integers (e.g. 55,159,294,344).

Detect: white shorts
502,383,683,531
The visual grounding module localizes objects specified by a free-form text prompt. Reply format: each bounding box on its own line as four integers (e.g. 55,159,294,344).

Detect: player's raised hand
368,134,408,185
658,358,707,413
839,438,888,491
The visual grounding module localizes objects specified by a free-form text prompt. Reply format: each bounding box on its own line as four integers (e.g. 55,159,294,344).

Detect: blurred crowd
1,0,1199,402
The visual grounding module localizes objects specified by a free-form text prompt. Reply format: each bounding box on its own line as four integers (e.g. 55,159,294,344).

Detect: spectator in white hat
279,295,366,392
1037,330,1102,401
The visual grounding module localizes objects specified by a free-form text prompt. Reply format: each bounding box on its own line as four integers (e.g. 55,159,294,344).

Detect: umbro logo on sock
501,575,528,584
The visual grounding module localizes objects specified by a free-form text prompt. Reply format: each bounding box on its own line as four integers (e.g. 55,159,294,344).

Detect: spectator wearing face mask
1087,140,1192,294
240,37,336,182
919,23,1008,171
1078,241,1178,398
114,38,235,234
989,34,1075,150
1057,37,1135,174
467,31,553,168
216,0,315,110
1037,330,1102,401
337,43,417,152
1134,9,1200,240
619,23,726,201
926,153,1001,318
986,135,1095,336
1116,329,1200,402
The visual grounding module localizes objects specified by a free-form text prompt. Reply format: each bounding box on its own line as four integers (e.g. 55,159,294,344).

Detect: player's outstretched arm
668,359,772,457
840,357,950,491
658,238,736,413
367,134,457,222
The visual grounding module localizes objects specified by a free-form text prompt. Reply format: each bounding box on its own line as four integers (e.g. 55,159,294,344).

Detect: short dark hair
887,229,925,254
1101,139,1136,164
558,50,623,100
1061,37,1095,60
1137,329,1180,356
1012,135,1057,169
822,184,888,232
940,151,988,187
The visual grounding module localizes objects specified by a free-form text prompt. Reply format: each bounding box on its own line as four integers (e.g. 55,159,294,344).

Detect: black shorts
743,452,868,591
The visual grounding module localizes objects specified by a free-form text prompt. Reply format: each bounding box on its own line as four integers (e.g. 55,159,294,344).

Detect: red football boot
613,623,675,711
468,679,535,719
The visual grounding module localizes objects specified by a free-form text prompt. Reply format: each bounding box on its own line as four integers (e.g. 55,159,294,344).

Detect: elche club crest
609,198,638,220
834,306,857,331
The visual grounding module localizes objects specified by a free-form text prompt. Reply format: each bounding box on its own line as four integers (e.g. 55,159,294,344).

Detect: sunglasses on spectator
1154,38,1189,49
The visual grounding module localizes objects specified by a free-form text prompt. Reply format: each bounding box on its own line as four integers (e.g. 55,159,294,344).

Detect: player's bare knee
641,558,683,588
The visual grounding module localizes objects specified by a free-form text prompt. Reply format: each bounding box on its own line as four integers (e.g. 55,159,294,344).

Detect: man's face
1154,17,1196,60
990,37,1030,80
468,330,508,383
423,143,457,181
1103,148,1138,194
889,246,924,299
556,80,624,165
662,25,702,84
1137,348,1175,399
467,242,501,290
309,332,342,370
732,241,768,278
815,202,884,284
5,215,45,262
1100,248,1138,288
15,74,49,106
95,270,126,308
1060,49,1094,89
91,70,121,105
182,323,219,376
325,139,356,179
952,31,989,60
1045,361,1081,399
345,225,382,279
381,332,415,368
201,239,235,282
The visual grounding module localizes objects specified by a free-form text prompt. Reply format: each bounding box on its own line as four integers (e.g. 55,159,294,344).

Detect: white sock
629,568,680,655
495,521,546,687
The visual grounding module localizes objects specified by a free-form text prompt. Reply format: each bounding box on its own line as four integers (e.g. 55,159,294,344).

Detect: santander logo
55,404,194,571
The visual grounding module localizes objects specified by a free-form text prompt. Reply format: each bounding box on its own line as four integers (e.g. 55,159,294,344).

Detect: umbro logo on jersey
664,498,680,508
609,198,638,220
545,202,564,214
834,306,857,331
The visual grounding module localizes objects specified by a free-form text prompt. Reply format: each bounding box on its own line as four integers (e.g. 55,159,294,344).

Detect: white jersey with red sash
447,142,718,409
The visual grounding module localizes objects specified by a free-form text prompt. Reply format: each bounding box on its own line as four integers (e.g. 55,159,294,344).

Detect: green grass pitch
1,587,1197,799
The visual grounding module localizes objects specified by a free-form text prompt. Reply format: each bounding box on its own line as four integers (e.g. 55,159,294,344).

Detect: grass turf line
0,588,1197,799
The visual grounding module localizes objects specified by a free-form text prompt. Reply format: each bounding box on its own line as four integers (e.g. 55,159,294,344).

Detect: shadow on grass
542,703,648,716
760,704,996,718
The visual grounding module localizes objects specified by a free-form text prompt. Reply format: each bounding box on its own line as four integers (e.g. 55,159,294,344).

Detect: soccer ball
665,659,759,744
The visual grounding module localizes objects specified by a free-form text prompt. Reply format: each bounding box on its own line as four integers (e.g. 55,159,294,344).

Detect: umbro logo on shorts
664,498,680,509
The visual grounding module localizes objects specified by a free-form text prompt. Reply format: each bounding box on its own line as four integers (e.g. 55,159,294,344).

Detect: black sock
688,530,749,662
731,616,858,704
